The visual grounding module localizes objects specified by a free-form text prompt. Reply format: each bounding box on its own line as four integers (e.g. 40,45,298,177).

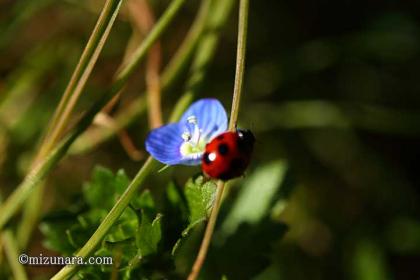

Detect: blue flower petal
146,98,228,166
145,123,184,165
180,98,228,141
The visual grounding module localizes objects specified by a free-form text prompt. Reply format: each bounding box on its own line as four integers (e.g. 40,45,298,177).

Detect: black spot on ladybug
203,152,212,165
218,143,229,155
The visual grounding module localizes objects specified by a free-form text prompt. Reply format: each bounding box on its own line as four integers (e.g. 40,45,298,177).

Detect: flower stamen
186,115,202,146
182,131,191,141
180,115,207,160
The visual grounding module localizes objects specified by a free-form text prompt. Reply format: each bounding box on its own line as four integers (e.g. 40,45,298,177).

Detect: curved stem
51,157,158,280
228,0,249,130
187,181,225,280
169,0,236,122
0,0,187,233
187,0,249,279
52,0,236,277
17,0,124,249
2,230,28,280
146,45,163,128
70,0,213,154
41,0,123,154
128,0,163,129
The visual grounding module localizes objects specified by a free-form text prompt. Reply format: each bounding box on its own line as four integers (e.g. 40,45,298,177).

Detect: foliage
2,0,420,279
40,162,289,279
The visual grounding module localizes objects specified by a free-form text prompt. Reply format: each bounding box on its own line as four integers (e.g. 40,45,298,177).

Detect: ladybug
202,129,255,180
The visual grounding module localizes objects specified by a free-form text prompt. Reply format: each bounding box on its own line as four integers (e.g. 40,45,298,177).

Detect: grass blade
17,0,125,249
0,0,188,233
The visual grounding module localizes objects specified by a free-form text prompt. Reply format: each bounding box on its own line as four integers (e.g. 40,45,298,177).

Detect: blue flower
145,98,228,165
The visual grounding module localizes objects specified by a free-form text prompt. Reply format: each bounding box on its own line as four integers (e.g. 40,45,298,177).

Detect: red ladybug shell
202,129,255,180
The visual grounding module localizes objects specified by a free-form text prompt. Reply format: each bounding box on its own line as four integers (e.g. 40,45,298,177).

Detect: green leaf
199,161,291,279
221,160,288,235
136,211,163,258
42,167,169,279
106,207,138,242
184,175,217,227
172,176,217,256
131,189,155,211
41,166,139,256
83,166,130,210
40,218,78,255
40,203,88,255
101,237,138,268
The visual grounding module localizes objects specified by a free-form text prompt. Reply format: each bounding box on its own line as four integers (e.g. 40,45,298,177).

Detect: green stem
0,0,187,232
161,0,212,89
17,181,45,248
71,0,237,154
52,1,235,278
169,0,236,122
0,112,91,230
113,0,187,89
41,0,123,154
51,157,158,280
18,0,124,249
228,0,249,130
2,230,28,280
16,0,121,250
188,0,249,279
71,0,213,154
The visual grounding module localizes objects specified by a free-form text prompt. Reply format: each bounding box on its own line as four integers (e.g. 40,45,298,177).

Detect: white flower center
180,115,207,159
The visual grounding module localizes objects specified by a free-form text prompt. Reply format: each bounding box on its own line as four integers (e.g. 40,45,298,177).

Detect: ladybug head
236,129,255,153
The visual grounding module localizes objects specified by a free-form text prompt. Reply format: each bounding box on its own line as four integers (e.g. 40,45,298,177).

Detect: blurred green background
1,0,420,279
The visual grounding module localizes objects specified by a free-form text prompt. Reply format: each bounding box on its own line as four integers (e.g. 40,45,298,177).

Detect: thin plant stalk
40,0,124,155
3,231,28,280
94,113,144,160
228,0,248,131
93,0,163,158
68,0,214,156
128,0,163,128
17,0,124,248
51,157,158,280
0,234,3,265
16,181,45,248
71,0,236,153
160,0,212,90
70,0,213,155
187,0,249,279
146,42,163,128
0,0,188,232
52,0,235,278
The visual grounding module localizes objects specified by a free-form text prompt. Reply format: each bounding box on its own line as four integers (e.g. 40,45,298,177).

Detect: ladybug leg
201,172,211,183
